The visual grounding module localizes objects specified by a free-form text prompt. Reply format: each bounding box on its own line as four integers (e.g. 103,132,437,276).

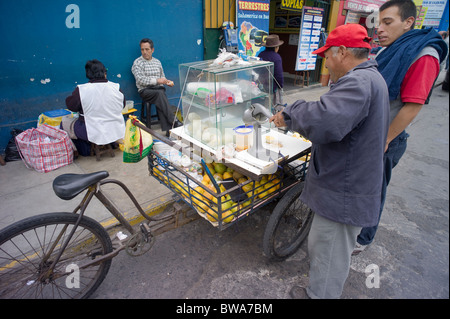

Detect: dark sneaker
352,243,368,256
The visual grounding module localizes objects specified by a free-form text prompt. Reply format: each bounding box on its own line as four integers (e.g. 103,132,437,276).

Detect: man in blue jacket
354,0,447,254
270,24,390,298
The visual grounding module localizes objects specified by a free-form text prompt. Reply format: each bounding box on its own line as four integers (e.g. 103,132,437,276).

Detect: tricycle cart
163,59,314,260
140,121,314,261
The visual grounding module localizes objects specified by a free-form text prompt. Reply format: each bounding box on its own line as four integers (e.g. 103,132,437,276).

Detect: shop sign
421,0,447,19
344,0,387,12
281,0,305,12
238,1,270,11
295,6,324,71
413,0,447,28
237,0,271,56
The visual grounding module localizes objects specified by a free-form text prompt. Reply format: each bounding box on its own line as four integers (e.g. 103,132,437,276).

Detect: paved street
90,71,449,300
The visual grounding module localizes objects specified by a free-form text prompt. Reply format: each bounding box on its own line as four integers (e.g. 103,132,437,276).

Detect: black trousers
139,86,175,132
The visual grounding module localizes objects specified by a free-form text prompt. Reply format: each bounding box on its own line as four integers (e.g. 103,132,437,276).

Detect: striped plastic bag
15,124,74,173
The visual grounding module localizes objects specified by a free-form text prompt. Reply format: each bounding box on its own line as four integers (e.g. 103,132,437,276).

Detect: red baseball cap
312,24,372,57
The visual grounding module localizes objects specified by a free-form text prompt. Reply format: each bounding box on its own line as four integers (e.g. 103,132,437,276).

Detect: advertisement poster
295,6,324,71
415,5,428,29
237,0,270,56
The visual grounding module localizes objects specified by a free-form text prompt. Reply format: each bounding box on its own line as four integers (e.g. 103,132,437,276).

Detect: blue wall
0,0,204,152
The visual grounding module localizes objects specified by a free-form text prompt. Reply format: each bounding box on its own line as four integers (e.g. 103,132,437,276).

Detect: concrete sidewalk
0,136,176,230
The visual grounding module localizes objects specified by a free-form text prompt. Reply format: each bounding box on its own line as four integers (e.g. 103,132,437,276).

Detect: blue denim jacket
282,60,389,227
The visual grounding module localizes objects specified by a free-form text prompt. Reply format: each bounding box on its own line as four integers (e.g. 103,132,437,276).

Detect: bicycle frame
37,181,124,281
39,176,197,279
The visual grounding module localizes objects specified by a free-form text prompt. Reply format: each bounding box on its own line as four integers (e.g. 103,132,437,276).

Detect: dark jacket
282,60,390,227
376,28,447,100
258,49,284,90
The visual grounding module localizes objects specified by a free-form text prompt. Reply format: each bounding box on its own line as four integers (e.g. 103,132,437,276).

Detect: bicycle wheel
263,182,313,261
0,213,113,299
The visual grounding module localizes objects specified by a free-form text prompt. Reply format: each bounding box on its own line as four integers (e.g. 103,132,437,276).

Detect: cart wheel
263,182,313,261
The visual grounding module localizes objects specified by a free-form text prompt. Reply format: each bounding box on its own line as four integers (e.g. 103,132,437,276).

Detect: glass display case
178,60,274,152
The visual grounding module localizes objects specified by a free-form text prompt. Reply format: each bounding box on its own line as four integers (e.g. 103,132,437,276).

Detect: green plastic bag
123,116,153,163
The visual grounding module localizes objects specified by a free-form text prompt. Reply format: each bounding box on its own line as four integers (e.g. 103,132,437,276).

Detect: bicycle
0,170,195,299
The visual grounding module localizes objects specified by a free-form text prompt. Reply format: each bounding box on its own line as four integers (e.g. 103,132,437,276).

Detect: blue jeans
357,130,409,245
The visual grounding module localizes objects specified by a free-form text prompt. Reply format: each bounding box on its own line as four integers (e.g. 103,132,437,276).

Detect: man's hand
157,78,174,86
384,102,423,153
269,111,286,127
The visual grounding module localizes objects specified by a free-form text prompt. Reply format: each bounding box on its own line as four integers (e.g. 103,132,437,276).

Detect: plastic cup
234,125,253,151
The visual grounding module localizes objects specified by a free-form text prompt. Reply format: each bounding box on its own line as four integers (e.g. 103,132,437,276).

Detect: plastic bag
5,129,24,162
37,109,74,128
123,116,153,163
210,48,250,68
15,125,73,173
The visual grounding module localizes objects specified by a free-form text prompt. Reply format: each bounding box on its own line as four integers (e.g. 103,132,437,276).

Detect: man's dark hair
380,0,417,30
349,47,370,60
85,59,106,80
140,38,154,49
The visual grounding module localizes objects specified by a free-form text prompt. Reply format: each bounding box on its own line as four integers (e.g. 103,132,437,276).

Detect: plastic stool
141,101,160,128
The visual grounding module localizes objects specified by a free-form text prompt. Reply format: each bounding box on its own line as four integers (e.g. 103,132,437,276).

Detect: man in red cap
270,23,390,298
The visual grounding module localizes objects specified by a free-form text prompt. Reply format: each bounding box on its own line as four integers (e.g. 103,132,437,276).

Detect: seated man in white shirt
131,38,181,136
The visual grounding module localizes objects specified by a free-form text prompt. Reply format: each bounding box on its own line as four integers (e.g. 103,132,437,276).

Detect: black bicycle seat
53,171,109,200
